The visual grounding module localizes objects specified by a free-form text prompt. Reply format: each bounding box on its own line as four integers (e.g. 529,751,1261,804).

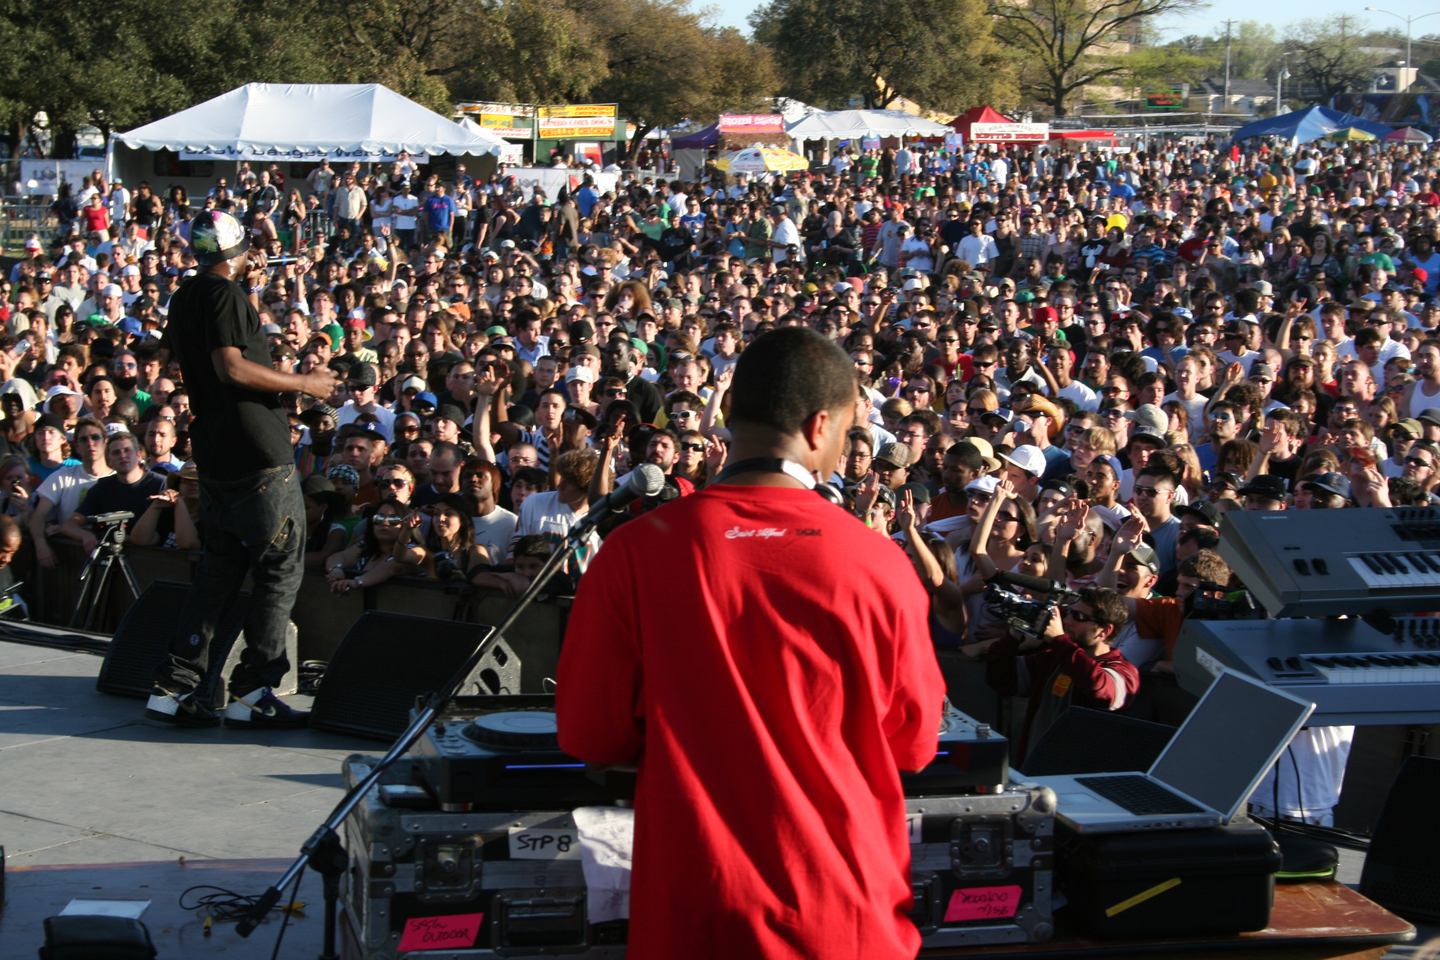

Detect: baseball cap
1249,362,1276,380
1237,474,1288,501
1124,403,1169,441
1001,444,1046,477
399,375,427,393
565,366,596,384
346,361,378,387
413,391,438,409
1304,471,1353,502
897,482,931,505
955,437,1002,474
1126,543,1160,574
965,475,1000,496
100,283,123,297
1391,418,1423,438
874,442,913,470
1093,454,1124,480
45,384,82,401
1175,499,1221,526
1418,409,1440,428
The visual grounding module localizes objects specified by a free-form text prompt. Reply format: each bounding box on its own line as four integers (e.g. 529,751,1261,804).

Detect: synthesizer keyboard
1218,507,1440,617
1175,618,1440,725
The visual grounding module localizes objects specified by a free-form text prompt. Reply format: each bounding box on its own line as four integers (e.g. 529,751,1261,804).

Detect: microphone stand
236,520,593,949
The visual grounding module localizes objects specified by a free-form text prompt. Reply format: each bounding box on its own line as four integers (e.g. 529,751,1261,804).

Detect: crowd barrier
11,538,570,694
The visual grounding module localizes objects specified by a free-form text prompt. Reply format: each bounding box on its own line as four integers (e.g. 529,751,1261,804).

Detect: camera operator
985,586,1138,767
60,432,165,549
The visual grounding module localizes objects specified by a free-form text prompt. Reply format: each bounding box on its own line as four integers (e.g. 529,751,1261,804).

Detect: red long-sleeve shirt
556,484,945,960
986,634,1140,766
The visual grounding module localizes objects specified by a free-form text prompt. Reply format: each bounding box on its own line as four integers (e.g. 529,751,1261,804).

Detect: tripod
70,512,141,630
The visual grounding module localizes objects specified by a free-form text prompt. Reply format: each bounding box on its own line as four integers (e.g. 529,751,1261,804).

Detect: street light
1364,7,1440,92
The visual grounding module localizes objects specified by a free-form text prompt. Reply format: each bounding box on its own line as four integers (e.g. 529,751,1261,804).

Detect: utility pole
1222,20,1236,110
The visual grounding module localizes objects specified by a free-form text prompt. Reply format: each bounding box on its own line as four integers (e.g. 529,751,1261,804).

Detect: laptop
1021,668,1314,834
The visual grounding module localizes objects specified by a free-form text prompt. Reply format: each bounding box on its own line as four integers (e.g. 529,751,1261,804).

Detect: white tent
116,83,507,160
785,108,952,141
110,83,507,196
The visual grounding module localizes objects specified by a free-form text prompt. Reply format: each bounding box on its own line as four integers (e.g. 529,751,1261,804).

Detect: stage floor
0,637,1435,959
0,637,374,867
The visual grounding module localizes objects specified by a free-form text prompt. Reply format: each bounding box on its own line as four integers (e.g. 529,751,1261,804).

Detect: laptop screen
1149,670,1314,820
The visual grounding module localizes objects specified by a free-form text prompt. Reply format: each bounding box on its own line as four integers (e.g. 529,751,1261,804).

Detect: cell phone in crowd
11,341,28,357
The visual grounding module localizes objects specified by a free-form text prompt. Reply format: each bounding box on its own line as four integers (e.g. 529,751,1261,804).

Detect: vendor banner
718,114,785,134
178,146,429,162
970,122,1050,143
537,104,618,139
458,102,534,136
505,167,619,201
20,160,100,195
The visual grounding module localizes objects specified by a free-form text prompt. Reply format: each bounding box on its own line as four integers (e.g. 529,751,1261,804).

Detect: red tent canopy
1049,130,1117,141
950,106,1013,139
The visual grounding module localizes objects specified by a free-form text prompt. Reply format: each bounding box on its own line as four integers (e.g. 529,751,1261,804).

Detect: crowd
5,131,1440,822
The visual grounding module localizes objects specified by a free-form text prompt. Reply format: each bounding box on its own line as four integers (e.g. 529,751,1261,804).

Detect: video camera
1183,580,1264,620
983,570,1080,638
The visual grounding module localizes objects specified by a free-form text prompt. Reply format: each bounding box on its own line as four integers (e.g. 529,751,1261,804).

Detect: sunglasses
968,492,993,504
678,441,705,452
1066,608,1098,624
1404,456,1434,468
371,515,405,526
378,477,410,487
1210,412,1234,421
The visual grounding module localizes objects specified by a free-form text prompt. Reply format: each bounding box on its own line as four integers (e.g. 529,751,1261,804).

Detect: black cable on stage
269,864,307,960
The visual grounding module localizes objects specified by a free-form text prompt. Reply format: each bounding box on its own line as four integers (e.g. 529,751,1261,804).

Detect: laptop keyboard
1075,775,1205,815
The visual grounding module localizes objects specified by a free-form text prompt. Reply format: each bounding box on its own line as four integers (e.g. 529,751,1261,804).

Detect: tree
750,0,1013,112
1284,16,1385,102
987,0,1204,117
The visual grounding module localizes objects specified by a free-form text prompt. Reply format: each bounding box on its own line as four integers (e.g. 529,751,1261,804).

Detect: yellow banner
539,104,617,119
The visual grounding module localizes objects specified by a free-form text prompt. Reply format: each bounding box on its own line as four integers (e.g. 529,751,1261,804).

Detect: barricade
11,538,569,694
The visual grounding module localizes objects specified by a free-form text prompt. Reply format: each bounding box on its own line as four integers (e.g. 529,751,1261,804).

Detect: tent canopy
1051,130,1116,141
116,83,507,159
950,106,1013,137
786,109,952,141
1230,106,1391,143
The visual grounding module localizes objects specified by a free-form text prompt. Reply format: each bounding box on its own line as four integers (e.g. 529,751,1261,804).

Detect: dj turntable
900,700,1010,796
411,695,632,811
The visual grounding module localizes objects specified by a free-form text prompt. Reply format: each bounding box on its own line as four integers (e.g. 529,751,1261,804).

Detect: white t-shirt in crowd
473,506,518,563
391,194,420,230
35,462,112,524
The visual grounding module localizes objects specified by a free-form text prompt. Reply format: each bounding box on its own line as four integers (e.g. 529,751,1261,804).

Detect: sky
711,0,1440,45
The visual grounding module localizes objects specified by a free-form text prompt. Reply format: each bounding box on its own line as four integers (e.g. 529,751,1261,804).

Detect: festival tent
1386,127,1433,143
1229,106,1392,143
950,106,1013,139
111,83,508,196
1050,130,1118,141
785,109,953,142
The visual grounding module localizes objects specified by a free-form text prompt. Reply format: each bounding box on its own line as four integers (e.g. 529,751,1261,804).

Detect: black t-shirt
625,374,662,423
160,272,293,481
78,471,167,528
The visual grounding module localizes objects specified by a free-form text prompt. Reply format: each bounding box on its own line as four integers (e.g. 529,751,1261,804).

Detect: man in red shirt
556,326,945,960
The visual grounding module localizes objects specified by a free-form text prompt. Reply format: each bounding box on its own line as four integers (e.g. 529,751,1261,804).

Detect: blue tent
1230,106,1392,142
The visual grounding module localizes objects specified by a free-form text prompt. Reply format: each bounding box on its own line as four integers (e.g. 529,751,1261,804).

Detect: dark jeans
155,464,304,697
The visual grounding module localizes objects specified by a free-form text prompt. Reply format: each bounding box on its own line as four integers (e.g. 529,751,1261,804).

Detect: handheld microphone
572,463,666,533
990,569,1079,600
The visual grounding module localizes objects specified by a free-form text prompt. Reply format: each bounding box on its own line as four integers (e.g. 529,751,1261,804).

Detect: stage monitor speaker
1360,755,1440,923
1020,706,1175,778
96,581,244,708
308,611,520,741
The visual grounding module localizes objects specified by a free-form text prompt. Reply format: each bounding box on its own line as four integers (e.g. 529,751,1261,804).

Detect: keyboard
1076,775,1205,815
1218,507,1440,617
1177,618,1440,725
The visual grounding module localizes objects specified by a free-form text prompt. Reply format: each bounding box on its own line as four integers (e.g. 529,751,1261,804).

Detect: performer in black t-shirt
146,210,337,729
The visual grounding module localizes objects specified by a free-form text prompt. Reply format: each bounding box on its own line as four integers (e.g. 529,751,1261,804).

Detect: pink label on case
397,913,484,952
944,884,1023,922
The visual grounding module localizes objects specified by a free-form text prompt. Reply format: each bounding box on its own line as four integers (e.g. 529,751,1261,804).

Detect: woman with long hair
324,498,423,594
417,492,488,580
603,279,652,321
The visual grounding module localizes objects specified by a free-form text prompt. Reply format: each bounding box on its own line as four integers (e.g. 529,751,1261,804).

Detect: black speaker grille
1360,755,1440,923
95,581,246,702
310,612,504,740
1021,706,1174,777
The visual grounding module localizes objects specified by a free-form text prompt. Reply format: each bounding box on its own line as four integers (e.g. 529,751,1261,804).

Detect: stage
0,636,1434,959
